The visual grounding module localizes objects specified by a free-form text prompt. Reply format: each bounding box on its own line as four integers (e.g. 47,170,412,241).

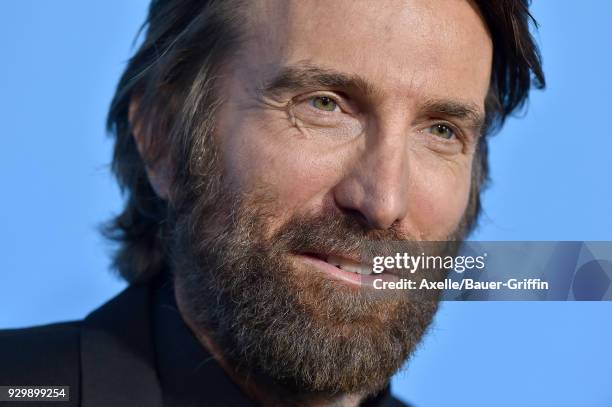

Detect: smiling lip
293,252,399,287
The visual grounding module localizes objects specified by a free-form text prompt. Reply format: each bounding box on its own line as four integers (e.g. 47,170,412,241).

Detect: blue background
1,1,611,406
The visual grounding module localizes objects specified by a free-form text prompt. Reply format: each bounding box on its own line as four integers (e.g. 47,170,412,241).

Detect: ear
128,99,171,200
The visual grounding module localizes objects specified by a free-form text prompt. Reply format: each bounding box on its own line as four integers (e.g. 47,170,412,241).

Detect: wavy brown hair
104,0,545,283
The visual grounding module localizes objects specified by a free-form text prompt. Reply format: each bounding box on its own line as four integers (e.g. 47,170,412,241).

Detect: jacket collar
80,281,163,407
78,275,404,407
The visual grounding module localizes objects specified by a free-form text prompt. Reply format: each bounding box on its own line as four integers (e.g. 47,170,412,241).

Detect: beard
169,127,469,397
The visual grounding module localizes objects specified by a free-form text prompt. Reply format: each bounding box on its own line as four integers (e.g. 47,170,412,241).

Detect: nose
332,126,410,230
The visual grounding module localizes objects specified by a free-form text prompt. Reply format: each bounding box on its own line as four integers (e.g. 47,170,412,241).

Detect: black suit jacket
0,282,163,407
0,280,409,407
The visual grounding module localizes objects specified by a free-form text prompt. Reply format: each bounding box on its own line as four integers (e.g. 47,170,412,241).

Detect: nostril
341,208,371,229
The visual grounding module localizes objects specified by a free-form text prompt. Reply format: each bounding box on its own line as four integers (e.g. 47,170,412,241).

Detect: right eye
427,123,456,140
288,92,364,141
309,96,339,112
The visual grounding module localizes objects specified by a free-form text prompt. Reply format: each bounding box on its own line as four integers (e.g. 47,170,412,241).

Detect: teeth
326,255,373,275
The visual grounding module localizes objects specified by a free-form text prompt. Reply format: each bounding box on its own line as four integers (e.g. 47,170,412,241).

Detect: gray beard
169,136,464,397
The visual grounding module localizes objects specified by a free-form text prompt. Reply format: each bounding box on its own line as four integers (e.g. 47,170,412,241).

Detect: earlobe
128,99,171,200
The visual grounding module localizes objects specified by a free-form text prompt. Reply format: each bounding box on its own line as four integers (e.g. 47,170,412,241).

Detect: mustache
268,207,433,263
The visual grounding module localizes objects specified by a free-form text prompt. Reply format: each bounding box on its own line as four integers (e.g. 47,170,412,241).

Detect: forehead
242,0,492,106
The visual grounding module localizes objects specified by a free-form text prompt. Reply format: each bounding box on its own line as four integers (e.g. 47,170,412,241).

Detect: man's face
218,0,491,243
173,0,492,397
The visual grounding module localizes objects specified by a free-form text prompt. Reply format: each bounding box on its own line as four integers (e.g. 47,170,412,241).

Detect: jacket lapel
80,283,163,407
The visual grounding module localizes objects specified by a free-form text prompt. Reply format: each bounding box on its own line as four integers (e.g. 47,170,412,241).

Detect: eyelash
300,93,345,112
427,122,460,139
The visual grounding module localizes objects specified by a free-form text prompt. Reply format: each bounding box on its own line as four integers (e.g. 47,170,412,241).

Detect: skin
135,0,493,405
215,0,491,242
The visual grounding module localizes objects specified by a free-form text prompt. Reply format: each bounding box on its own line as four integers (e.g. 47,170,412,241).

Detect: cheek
218,110,343,225
406,159,472,239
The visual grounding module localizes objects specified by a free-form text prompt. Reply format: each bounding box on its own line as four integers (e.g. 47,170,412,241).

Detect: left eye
428,124,456,139
309,96,339,112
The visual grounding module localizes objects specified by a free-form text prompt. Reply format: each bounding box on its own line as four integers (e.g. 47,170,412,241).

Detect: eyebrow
420,99,485,134
259,63,485,133
258,63,376,97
